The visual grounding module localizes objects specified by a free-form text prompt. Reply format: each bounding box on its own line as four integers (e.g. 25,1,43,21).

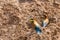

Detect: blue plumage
30,18,42,34
35,26,42,34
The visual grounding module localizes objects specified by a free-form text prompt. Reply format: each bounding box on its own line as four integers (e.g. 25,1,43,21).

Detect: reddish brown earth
0,0,60,40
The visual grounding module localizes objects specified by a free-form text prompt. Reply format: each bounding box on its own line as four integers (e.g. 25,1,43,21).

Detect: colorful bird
30,18,42,34
42,15,49,27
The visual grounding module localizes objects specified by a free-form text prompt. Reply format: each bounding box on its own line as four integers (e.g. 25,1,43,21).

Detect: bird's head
30,18,34,23
43,14,48,19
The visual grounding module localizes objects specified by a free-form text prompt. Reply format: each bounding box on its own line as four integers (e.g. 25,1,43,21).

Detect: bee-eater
42,15,49,27
30,18,42,34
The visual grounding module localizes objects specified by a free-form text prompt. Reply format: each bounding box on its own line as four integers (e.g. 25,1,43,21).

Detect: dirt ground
0,0,60,40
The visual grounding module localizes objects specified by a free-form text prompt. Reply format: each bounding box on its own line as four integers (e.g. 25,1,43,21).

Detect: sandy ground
0,0,60,40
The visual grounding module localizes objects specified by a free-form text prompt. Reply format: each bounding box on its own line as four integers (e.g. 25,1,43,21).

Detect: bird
42,15,49,27
30,18,42,35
